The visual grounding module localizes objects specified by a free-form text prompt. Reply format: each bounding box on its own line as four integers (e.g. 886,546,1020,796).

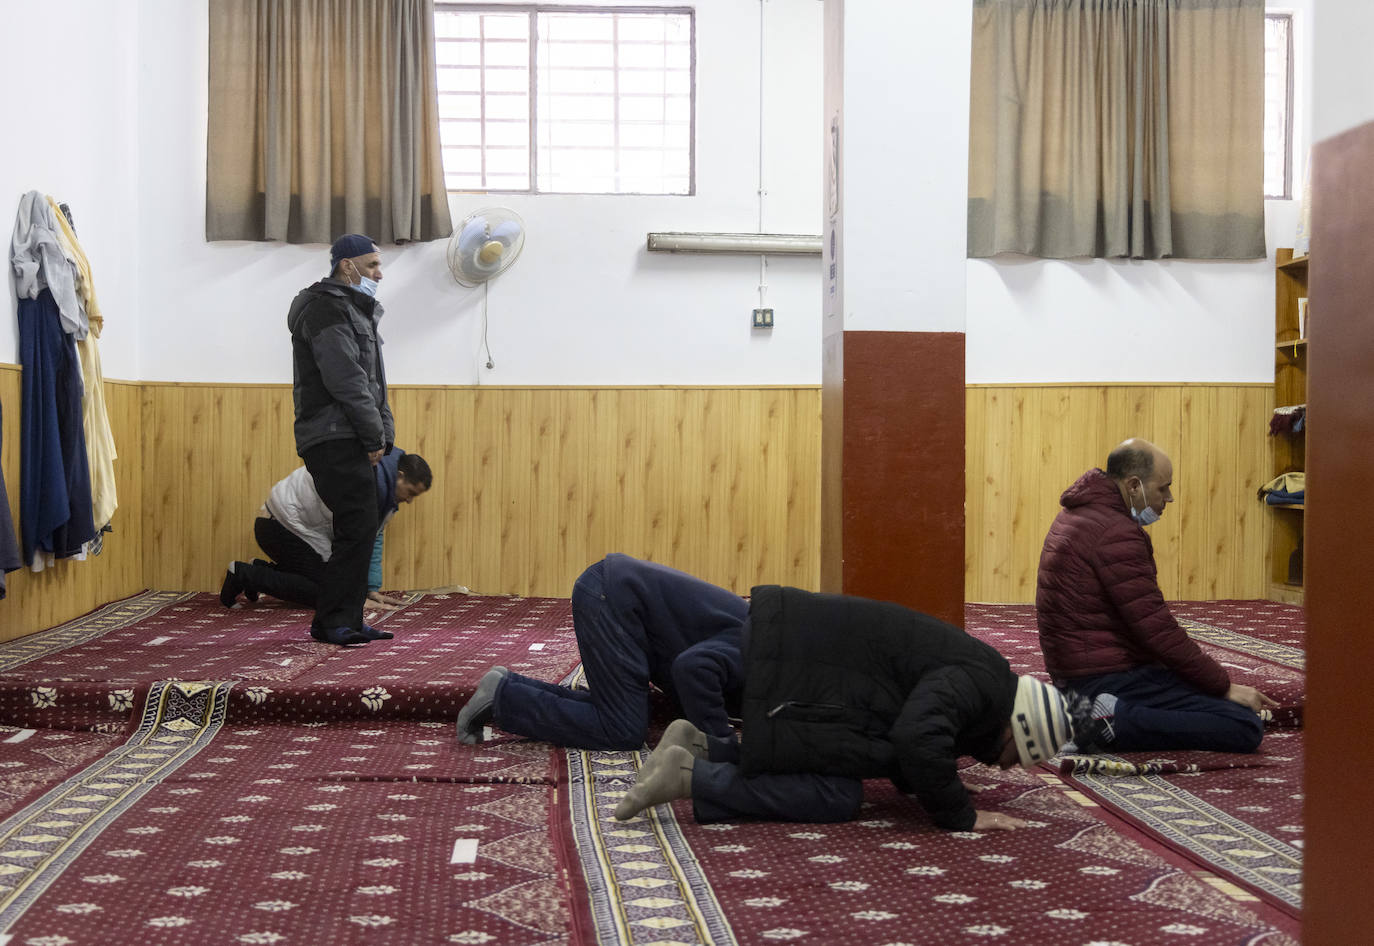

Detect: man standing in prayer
1036,438,1277,753
613,585,1080,832
287,234,393,646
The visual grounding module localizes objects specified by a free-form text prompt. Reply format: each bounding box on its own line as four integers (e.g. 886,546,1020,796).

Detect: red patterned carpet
0,591,580,945
0,592,1303,945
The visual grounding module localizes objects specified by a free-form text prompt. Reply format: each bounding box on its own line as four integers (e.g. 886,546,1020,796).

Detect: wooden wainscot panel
138,384,822,599
2,375,1270,640
965,383,1272,604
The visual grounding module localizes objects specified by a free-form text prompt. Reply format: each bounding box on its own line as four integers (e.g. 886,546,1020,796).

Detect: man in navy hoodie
457,554,747,750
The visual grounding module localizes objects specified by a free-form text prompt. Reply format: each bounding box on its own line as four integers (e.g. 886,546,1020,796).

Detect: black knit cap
330,234,377,272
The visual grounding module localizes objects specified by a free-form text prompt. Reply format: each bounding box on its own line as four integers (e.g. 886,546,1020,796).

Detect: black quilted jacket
740,586,1015,831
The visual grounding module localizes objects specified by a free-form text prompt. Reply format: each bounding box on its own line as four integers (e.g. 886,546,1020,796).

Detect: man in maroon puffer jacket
1037,438,1277,753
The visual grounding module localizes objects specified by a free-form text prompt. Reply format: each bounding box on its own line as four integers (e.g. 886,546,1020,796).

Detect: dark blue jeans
1066,666,1263,754
690,733,864,824
492,559,655,749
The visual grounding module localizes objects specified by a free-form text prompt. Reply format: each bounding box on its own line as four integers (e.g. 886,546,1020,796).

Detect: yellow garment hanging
46,196,118,531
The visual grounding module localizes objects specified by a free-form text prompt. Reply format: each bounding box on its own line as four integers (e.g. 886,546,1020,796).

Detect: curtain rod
646,232,822,256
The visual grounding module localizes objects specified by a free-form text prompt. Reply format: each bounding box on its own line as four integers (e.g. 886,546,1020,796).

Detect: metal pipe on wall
645,232,823,255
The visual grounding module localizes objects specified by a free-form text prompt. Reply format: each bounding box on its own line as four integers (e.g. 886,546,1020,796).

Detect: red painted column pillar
820,1,971,625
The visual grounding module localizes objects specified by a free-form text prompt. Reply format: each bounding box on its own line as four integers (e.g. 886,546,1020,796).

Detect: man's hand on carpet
1226,684,1280,714
367,591,407,610
973,810,1027,832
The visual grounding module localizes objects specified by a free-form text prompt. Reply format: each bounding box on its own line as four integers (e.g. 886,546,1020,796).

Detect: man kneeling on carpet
613,584,1084,832
1037,438,1277,754
219,449,432,644
457,554,747,750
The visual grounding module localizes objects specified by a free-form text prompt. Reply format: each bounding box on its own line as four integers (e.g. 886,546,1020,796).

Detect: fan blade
457,216,488,255
490,220,522,246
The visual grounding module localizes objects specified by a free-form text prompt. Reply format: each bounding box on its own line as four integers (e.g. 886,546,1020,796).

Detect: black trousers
690,733,864,824
301,438,377,633
245,516,324,608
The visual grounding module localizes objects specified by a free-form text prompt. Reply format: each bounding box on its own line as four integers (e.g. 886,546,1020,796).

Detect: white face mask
1129,481,1161,527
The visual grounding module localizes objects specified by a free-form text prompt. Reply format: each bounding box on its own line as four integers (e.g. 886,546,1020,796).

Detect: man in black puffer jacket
615,586,1078,833
288,234,395,647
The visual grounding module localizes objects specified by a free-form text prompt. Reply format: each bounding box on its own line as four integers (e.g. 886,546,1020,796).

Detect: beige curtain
968,0,1266,260
207,0,453,245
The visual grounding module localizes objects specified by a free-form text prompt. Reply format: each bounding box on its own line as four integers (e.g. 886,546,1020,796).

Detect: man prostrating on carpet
1037,438,1278,754
614,585,1083,832
457,554,747,750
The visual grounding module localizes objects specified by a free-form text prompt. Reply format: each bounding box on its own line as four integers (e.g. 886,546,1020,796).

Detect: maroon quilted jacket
1035,468,1229,695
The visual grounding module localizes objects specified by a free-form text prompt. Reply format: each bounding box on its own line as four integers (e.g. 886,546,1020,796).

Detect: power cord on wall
481,282,495,370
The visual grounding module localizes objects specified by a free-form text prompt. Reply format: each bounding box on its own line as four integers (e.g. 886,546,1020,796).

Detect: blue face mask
344,260,379,298
1129,483,1161,527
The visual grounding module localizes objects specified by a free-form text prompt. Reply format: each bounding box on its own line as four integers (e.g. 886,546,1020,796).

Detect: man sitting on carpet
1036,437,1277,754
456,554,747,750
219,449,432,640
613,584,1081,832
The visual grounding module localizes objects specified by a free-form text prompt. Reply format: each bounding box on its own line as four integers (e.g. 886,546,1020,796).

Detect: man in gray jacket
287,234,394,646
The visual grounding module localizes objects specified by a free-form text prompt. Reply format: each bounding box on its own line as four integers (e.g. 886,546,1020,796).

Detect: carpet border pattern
565,748,736,946
1068,763,1302,915
0,679,234,927
1176,619,1305,671
0,592,196,673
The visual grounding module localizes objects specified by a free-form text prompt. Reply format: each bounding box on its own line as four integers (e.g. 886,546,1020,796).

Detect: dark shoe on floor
457,666,509,744
359,624,394,641
310,625,369,646
219,564,244,608
219,561,260,607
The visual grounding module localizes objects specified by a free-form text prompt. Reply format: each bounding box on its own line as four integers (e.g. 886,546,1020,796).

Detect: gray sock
1091,693,1119,744
456,666,509,745
655,719,708,760
614,744,694,821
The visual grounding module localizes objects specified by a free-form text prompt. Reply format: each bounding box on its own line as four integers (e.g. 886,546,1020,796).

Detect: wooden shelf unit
1269,248,1308,604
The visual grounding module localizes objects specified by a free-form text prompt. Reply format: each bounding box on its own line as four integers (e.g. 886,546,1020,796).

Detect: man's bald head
1106,438,1174,522
1107,438,1161,482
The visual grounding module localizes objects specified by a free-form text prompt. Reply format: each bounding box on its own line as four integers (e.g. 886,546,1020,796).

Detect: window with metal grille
434,4,694,195
1264,12,1294,200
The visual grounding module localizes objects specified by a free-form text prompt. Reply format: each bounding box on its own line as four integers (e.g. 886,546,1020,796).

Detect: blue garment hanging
18,290,95,564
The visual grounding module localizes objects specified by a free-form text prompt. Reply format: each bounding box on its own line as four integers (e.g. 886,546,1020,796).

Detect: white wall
0,0,142,378
1312,0,1374,143
135,0,825,386
4,0,1329,388
832,0,970,334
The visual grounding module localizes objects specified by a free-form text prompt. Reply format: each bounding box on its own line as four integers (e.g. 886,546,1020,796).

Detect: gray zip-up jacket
287,278,394,456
